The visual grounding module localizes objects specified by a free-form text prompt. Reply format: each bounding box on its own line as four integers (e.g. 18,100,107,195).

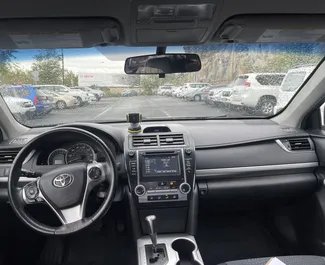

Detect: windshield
281,71,308,91
0,43,324,127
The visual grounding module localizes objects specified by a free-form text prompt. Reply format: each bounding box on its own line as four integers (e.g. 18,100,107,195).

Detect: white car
275,66,315,113
229,73,285,115
3,96,36,120
158,85,173,96
212,89,232,105
180,83,211,98
172,87,182,97
36,85,90,106
71,86,104,101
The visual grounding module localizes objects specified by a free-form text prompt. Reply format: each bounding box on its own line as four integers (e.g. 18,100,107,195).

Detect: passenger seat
218,255,325,265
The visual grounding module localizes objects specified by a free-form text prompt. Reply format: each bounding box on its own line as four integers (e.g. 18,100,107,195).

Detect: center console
129,148,195,204
125,132,195,207
125,128,202,265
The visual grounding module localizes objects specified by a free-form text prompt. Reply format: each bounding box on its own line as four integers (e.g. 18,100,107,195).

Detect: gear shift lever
145,215,158,253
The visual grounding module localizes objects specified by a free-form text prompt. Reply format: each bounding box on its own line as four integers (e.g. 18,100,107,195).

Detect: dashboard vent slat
159,134,185,146
132,135,158,147
0,150,19,164
287,138,312,151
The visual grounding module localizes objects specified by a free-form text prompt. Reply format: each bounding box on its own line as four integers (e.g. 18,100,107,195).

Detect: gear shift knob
145,215,158,252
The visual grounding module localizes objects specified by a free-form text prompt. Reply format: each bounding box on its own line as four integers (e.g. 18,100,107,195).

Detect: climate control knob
179,182,191,195
135,185,146,197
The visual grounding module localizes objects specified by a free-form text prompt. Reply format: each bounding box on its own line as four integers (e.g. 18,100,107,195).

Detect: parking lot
22,96,249,127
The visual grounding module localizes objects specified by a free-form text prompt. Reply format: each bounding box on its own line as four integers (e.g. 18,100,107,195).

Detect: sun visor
214,15,325,43
0,18,121,49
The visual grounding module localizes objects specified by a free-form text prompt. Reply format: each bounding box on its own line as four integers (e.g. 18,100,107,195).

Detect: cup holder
171,238,200,265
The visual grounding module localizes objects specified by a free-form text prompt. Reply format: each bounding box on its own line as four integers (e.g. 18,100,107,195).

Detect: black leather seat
218,256,325,265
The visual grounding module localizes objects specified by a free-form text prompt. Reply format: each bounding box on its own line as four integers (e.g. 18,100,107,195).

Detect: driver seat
218,255,325,265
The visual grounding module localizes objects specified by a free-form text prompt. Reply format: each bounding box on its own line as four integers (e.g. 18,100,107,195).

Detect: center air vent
0,150,19,164
159,134,185,146
277,138,312,151
132,135,158,147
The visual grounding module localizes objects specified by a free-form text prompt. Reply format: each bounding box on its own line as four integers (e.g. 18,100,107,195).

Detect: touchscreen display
143,154,180,176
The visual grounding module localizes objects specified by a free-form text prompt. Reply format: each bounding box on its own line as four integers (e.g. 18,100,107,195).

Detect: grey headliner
1,0,325,46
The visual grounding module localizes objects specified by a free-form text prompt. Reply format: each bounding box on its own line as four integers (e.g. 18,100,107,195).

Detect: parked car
122,89,138,97
184,86,211,101
212,89,233,105
158,85,173,96
3,85,53,116
70,86,104,101
36,85,90,106
36,89,77,109
2,95,36,120
229,73,285,115
275,65,315,114
179,83,211,98
205,85,230,104
172,87,182,97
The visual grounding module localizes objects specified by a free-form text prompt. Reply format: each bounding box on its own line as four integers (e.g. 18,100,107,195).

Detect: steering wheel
8,127,117,235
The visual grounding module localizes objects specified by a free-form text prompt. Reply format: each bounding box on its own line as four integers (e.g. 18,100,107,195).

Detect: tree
0,50,17,82
32,49,62,84
63,70,78,87
2,68,34,85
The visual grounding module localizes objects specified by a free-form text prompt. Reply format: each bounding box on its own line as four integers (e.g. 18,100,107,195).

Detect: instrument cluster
46,142,104,165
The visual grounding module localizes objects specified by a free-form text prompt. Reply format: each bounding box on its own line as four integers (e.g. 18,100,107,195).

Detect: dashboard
0,120,321,205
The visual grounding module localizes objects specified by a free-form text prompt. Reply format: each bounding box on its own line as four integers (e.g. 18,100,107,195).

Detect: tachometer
66,143,96,164
48,149,67,165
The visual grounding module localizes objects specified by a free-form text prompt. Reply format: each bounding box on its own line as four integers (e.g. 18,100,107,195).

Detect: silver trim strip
0,177,36,182
196,162,318,177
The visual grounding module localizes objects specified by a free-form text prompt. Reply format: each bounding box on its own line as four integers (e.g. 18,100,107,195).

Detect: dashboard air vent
159,134,185,146
288,138,311,151
132,135,158,147
0,150,19,164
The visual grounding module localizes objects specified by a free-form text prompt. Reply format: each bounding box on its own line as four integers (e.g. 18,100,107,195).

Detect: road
22,96,249,127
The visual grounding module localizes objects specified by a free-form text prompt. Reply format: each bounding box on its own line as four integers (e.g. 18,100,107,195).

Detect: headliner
0,0,325,47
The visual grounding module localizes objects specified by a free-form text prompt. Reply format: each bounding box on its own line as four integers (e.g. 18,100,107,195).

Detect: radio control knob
185,148,192,155
135,185,146,197
179,183,191,195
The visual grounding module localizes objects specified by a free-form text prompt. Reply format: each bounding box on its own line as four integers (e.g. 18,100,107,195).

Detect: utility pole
61,49,65,85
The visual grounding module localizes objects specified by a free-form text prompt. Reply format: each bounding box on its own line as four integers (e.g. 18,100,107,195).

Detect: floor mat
60,222,136,265
196,214,283,265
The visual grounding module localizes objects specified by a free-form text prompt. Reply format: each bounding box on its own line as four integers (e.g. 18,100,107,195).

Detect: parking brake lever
145,215,158,253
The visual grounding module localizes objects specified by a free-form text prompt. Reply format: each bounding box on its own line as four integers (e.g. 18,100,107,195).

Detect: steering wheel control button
88,167,102,180
25,185,38,200
179,183,191,195
135,185,146,197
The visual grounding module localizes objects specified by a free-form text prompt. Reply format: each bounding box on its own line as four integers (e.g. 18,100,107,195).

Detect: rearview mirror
124,54,201,75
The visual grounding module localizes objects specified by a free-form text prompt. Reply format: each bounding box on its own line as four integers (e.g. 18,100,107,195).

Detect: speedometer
66,143,96,164
48,149,67,165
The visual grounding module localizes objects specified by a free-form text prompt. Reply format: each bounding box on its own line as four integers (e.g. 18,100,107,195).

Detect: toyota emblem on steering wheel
53,173,74,188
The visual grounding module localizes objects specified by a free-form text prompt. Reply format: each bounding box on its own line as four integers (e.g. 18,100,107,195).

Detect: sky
10,46,184,74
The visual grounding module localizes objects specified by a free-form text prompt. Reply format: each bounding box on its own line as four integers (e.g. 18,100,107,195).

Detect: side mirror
124,54,201,75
